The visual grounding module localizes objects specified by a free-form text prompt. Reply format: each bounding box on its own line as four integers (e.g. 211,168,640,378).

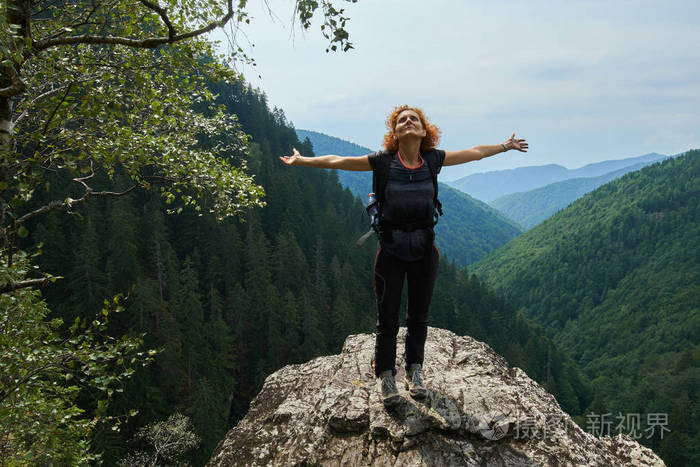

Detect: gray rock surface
208,327,664,466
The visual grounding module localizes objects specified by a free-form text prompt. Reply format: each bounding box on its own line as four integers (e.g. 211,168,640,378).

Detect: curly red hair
382,105,441,151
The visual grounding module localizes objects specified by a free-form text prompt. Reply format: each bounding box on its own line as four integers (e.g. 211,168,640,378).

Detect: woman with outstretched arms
281,105,527,407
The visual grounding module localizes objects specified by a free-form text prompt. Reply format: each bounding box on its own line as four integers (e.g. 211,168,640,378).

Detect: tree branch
0,352,79,403
14,199,64,224
0,82,26,98
0,276,53,295
139,0,176,39
141,174,180,184
14,84,74,127
0,65,27,98
37,1,100,43
15,182,138,225
42,82,73,135
34,0,234,52
0,363,50,402
90,186,139,197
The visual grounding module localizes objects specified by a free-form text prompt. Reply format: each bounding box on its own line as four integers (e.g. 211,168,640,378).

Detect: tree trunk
1,0,28,143
1,0,29,250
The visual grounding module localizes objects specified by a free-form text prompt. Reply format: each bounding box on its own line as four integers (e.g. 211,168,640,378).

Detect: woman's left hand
504,133,528,152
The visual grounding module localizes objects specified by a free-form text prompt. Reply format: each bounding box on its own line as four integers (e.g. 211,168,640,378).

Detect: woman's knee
406,315,429,328
376,313,400,334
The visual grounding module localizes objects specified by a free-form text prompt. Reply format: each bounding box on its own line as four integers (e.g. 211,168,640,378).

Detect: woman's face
394,109,427,141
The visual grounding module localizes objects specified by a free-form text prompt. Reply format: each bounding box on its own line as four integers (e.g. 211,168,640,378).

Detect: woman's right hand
279,148,302,166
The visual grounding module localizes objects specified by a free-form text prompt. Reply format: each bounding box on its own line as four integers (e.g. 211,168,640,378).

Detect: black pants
373,244,439,377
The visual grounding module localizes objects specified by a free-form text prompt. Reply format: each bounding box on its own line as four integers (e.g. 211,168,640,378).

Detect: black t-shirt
370,150,445,261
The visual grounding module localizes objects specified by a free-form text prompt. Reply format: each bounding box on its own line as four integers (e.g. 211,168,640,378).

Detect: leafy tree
118,413,200,467
1,0,357,461
0,252,151,464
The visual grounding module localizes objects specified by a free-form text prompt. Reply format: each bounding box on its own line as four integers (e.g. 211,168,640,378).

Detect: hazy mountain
296,129,375,157
296,128,374,201
567,152,669,178
447,153,668,202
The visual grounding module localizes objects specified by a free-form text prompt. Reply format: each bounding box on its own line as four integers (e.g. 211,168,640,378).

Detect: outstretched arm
279,148,372,171
443,133,528,167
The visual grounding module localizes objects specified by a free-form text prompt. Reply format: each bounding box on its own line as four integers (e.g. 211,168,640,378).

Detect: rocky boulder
208,327,663,466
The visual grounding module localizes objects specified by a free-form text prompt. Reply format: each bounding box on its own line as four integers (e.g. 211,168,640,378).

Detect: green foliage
11,29,263,221
0,251,150,465
118,413,200,467
2,0,361,238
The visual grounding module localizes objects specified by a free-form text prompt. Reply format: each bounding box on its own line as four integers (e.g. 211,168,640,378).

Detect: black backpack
356,150,443,246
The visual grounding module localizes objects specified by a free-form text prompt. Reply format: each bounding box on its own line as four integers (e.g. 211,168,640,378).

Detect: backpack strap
364,151,394,243
368,150,394,220
423,149,444,225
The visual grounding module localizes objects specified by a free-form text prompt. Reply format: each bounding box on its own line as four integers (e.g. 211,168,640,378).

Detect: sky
211,0,700,180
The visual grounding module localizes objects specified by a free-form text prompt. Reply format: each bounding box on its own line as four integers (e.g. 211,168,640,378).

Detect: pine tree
272,226,310,294
311,235,331,316
243,214,273,382
191,378,228,466
260,284,283,384
172,258,206,405
67,211,108,320
279,290,303,364
299,290,326,361
105,192,140,295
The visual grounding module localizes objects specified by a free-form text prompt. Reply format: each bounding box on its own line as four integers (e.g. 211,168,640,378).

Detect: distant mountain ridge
296,129,522,266
446,152,668,202
490,161,652,229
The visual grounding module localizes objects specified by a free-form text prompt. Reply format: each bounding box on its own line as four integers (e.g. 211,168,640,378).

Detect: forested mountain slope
490,161,652,229
472,151,700,466
435,183,522,266
296,129,523,266
26,82,589,464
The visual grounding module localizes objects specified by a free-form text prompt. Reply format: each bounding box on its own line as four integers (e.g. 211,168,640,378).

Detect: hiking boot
404,364,428,399
378,370,401,408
